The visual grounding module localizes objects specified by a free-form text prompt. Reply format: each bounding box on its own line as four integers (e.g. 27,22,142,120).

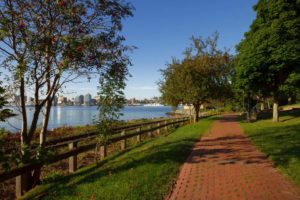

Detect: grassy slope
23,117,214,200
240,109,300,186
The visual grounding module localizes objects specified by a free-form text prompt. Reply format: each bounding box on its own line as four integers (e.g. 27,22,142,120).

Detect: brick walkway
168,115,300,200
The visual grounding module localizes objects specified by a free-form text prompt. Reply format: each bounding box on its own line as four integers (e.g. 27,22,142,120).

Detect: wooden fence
0,116,189,197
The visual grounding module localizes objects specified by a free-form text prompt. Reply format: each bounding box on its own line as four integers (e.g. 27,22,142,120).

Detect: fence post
180,118,184,126
176,118,180,126
121,130,127,150
164,121,168,132
157,122,160,135
16,173,31,198
147,125,152,137
68,141,78,173
136,127,141,142
100,144,107,159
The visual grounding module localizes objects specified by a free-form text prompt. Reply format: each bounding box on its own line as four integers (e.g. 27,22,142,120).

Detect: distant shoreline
6,104,167,107
1,106,173,132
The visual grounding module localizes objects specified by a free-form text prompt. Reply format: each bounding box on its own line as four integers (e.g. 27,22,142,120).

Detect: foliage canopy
235,0,300,122
159,34,232,121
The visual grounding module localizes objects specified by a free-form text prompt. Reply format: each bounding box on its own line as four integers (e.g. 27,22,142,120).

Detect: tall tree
0,0,133,193
235,0,300,122
159,34,231,122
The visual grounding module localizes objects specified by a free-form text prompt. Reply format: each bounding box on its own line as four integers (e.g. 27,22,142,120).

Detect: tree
96,63,127,160
0,0,133,193
0,81,14,121
159,34,231,122
235,0,300,122
279,72,300,104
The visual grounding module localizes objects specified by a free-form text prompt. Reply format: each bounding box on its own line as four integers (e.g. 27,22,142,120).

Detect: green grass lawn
240,109,300,186
22,117,215,200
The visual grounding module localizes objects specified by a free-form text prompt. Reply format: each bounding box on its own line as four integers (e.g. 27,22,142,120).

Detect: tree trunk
20,77,28,146
40,98,52,145
27,107,42,140
273,96,279,122
246,111,251,122
17,69,34,197
32,53,55,186
251,106,257,121
246,95,251,122
193,102,200,123
32,97,53,186
267,100,271,109
189,105,193,123
260,102,265,111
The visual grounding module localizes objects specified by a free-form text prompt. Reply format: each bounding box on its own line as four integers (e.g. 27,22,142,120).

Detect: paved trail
168,115,300,200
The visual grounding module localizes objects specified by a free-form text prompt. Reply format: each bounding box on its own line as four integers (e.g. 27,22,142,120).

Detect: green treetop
159,34,232,122
235,0,300,122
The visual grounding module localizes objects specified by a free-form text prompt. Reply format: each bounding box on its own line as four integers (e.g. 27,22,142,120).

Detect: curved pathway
168,115,300,200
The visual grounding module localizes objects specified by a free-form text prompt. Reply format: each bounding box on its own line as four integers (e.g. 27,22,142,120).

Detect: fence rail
0,116,189,197
45,117,179,148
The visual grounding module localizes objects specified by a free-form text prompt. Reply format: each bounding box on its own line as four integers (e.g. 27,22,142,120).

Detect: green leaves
0,0,133,180
236,0,300,95
97,61,128,142
235,0,300,121
159,34,232,114
0,81,14,121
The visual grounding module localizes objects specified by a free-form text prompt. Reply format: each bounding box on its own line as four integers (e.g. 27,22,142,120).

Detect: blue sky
1,0,258,99
69,0,258,99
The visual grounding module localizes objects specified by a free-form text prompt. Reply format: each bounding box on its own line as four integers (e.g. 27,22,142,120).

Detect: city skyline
13,93,163,107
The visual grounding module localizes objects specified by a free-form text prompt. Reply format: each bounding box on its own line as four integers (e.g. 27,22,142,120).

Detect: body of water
0,106,172,132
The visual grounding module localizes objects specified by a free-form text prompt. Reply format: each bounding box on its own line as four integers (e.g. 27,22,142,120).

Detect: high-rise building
74,95,84,105
74,96,80,105
57,96,67,105
130,98,136,105
79,95,84,104
84,93,92,106
53,96,58,106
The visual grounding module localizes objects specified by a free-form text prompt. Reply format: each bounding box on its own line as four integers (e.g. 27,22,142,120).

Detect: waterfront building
84,93,92,106
74,95,84,105
130,98,136,105
27,97,34,106
53,96,58,106
90,99,96,106
14,95,27,105
58,96,67,105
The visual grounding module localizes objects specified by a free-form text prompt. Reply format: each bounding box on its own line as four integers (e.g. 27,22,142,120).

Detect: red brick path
167,115,300,200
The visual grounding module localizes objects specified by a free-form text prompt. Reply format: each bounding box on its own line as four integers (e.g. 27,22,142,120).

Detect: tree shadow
24,137,200,199
219,115,239,123
185,134,272,166
246,123,300,168
256,108,300,121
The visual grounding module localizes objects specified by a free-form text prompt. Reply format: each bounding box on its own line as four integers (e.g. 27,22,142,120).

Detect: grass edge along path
22,117,215,200
239,110,300,188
